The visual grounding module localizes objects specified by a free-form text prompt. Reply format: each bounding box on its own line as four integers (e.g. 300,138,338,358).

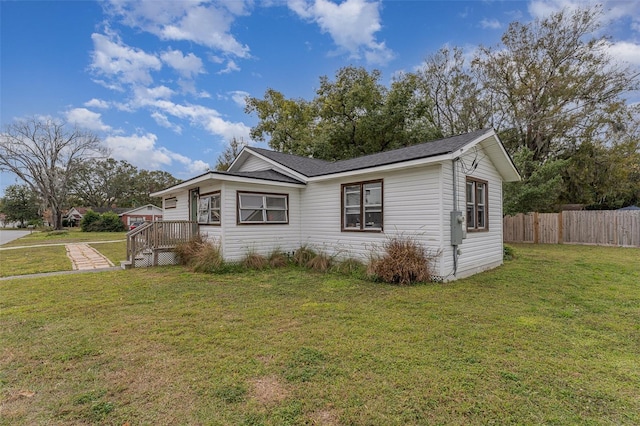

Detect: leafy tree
130,170,181,207
0,118,105,229
216,137,248,171
0,184,40,226
67,159,181,208
245,89,317,155
67,158,137,208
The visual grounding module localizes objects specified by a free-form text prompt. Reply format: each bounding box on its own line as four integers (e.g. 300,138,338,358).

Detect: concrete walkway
65,243,114,270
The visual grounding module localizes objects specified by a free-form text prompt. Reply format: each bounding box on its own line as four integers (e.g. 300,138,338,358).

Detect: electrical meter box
451,211,465,246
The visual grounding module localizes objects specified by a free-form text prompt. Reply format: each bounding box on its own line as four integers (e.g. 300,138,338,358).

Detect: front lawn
1,228,126,248
0,245,638,425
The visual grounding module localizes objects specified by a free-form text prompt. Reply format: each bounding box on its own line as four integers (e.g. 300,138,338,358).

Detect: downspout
452,158,459,276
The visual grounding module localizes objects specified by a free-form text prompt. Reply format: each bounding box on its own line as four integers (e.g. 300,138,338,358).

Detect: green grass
0,246,71,277
0,244,638,425
1,230,126,277
1,228,126,248
89,241,127,265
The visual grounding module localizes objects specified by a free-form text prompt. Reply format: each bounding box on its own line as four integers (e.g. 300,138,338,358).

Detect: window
238,192,288,224
342,180,383,231
197,192,221,225
466,178,488,231
164,197,177,209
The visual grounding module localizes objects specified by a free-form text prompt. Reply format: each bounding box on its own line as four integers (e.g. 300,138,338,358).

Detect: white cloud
229,90,250,108
218,59,241,74
104,0,251,57
90,33,162,86
104,132,208,172
288,0,394,65
607,41,640,66
151,111,182,133
528,0,640,32
480,18,502,29
84,98,110,109
65,108,112,132
160,49,205,78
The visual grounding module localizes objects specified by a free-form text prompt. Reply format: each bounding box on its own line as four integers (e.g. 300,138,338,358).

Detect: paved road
0,230,31,245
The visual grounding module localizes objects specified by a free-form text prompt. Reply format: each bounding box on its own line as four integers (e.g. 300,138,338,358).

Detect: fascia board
151,172,305,198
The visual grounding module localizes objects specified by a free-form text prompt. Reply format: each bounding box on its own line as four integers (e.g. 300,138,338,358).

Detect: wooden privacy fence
503,211,640,247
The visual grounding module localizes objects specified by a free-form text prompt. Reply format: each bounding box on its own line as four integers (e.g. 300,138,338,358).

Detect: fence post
533,212,539,244
558,211,563,244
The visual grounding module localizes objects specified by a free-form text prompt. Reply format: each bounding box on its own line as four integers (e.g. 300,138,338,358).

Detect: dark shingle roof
248,128,492,177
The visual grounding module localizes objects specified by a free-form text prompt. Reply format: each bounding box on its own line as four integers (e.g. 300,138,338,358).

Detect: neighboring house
119,204,164,227
151,129,520,280
64,204,163,228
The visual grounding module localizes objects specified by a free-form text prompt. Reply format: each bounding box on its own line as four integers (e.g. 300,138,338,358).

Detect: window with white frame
197,192,221,225
342,180,383,231
237,192,288,224
466,178,488,231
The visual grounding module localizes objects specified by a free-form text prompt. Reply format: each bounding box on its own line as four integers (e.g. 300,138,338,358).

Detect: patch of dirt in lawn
249,375,289,406
309,407,341,425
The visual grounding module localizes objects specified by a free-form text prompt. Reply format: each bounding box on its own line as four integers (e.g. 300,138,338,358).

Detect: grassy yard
1,229,126,248
0,245,638,425
0,229,127,277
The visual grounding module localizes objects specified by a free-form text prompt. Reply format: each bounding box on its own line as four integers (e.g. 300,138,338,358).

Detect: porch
122,220,197,269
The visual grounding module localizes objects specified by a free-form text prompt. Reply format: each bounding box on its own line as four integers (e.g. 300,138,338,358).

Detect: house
64,204,163,228
150,129,520,280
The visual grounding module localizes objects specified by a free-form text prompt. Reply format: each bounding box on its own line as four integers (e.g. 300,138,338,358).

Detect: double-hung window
197,192,221,225
466,178,488,231
342,180,383,231
238,192,288,224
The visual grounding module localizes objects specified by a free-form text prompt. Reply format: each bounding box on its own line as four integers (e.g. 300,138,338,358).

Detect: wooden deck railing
126,220,197,267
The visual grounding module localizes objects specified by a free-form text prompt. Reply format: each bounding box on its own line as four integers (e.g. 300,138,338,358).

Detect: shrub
80,210,126,232
292,246,316,266
503,244,516,261
100,212,127,232
267,250,289,268
175,234,224,272
306,252,332,272
369,236,434,285
242,251,268,270
80,210,100,231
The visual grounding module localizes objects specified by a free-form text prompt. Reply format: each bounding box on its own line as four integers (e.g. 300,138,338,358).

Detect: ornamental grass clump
306,251,332,272
175,234,223,273
369,236,433,285
242,251,268,270
292,245,316,267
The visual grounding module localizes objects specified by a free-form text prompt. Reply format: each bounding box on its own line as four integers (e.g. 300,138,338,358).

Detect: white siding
300,165,445,265
439,146,505,280
215,182,302,261
237,155,273,172
161,192,189,221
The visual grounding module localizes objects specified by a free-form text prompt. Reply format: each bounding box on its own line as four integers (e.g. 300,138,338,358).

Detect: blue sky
2,0,639,195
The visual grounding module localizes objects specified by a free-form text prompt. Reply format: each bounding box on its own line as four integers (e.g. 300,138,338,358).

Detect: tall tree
474,6,638,163
415,47,491,137
0,118,105,229
215,137,248,171
67,158,137,208
245,89,317,155
0,184,40,226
